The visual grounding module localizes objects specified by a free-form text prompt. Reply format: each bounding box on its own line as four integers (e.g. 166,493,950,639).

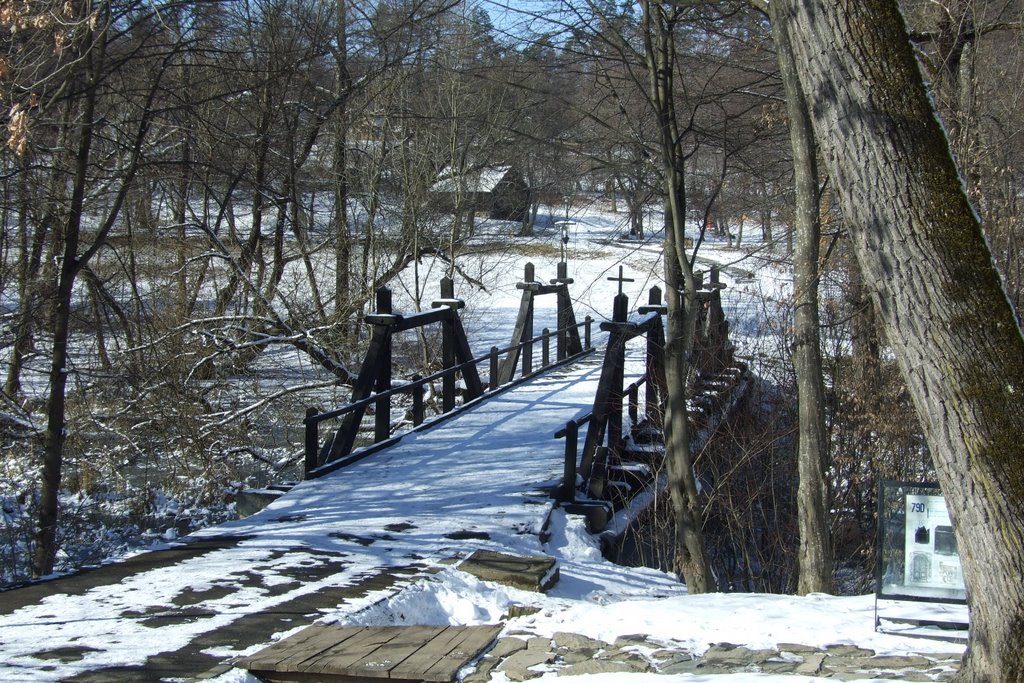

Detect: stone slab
488,638,529,659
560,659,642,676
796,652,826,674
498,648,554,680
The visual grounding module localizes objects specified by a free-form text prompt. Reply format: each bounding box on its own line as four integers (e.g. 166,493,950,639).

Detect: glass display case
875,481,966,603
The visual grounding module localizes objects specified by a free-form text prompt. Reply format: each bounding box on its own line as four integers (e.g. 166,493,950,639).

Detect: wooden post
375,287,393,443
585,315,592,349
608,329,625,456
449,312,484,400
628,384,639,425
375,285,392,311
612,294,626,323
642,286,666,421
556,284,583,358
523,263,535,376
499,263,537,384
432,275,483,408
579,327,627,478
442,311,456,413
542,328,551,368
562,420,578,503
607,265,634,323
601,271,633,457
588,446,609,499
327,323,392,461
489,346,499,391
304,406,318,476
440,275,454,300
411,374,424,426
557,299,567,360
556,282,569,361
650,324,666,426
521,290,534,377
437,276,457,413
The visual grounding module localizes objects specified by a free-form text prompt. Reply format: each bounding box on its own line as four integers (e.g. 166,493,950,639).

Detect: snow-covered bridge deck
0,352,628,681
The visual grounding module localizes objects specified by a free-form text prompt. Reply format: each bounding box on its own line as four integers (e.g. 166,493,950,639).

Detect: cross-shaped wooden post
607,265,634,322
607,265,634,295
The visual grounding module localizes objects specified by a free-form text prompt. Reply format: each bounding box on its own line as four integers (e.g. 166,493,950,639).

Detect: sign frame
875,480,966,605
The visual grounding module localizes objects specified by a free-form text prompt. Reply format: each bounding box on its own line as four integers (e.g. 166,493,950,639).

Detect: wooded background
1,0,1021,611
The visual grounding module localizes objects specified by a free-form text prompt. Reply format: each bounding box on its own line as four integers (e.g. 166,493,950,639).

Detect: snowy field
385,200,794,374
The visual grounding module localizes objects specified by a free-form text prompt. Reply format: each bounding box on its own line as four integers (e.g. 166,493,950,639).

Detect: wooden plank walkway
235,624,502,682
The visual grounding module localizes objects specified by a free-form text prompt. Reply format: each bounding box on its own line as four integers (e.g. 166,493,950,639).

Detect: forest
2,1,1024,673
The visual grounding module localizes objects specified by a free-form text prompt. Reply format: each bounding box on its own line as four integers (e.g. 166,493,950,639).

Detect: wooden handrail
555,295,666,505
305,316,594,477
554,378,652,505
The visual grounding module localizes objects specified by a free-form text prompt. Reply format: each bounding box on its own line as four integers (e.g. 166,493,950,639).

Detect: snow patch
340,567,532,626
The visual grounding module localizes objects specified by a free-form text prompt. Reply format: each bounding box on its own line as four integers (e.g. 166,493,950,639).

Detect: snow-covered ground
0,201,966,681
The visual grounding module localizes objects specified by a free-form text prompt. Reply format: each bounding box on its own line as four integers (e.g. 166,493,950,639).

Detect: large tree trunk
769,2,832,595
779,0,1024,678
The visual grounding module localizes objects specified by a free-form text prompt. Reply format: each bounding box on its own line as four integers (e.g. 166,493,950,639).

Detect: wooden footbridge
0,262,748,682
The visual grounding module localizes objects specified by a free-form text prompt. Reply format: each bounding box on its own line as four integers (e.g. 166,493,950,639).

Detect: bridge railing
304,315,594,478
555,284,668,504
555,366,658,503
554,267,740,506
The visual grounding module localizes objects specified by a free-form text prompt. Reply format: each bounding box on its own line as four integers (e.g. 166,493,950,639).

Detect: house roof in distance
432,165,514,194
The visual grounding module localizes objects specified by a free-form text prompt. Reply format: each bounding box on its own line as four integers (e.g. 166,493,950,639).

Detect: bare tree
779,0,1024,677
3,0,182,575
905,0,1024,312
754,0,833,595
640,0,717,592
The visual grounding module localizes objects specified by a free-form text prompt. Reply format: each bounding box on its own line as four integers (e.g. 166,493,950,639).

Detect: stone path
465,631,963,681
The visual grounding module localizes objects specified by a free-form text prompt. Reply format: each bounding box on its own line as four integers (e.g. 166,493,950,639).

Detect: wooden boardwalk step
234,624,502,682
458,550,559,592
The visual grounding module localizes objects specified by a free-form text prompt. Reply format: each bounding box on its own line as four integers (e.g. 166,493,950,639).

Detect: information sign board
876,481,966,603
903,494,963,591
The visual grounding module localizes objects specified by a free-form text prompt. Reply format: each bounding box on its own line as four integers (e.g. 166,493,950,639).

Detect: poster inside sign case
876,481,966,603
